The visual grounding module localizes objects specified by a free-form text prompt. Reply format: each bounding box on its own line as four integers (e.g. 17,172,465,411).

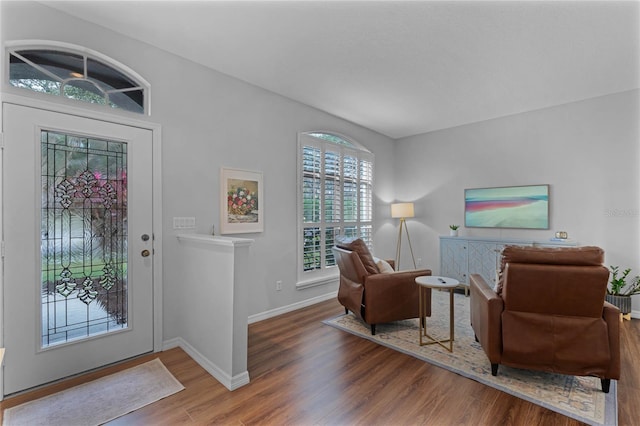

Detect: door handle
141,249,151,257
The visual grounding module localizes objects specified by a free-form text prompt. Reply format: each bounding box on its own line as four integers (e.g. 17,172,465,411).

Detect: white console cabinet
440,236,577,290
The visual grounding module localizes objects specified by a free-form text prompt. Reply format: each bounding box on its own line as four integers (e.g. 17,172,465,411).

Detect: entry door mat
3,358,184,426
324,291,617,426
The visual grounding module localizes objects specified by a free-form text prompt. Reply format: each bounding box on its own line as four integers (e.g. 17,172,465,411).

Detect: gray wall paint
390,90,640,309
2,2,638,329
0,2,396,341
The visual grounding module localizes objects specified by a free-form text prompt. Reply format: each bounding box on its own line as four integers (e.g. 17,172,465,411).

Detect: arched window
7,43,148,114
297,131,374,288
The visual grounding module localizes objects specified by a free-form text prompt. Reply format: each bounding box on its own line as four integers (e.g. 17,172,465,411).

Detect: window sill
296,274,339,290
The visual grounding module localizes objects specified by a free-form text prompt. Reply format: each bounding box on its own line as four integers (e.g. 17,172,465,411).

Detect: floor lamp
391,202,416,270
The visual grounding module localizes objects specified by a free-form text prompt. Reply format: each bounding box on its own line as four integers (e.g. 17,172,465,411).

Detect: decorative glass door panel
3,104,153,395
41,131,128,347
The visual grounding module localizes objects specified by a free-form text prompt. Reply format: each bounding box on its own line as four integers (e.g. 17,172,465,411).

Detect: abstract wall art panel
465,185,549,229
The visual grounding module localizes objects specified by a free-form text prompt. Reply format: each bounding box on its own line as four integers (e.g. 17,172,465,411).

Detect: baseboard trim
162,337,250,391
248,290,338,324
163,297,637,391
161,292,337,390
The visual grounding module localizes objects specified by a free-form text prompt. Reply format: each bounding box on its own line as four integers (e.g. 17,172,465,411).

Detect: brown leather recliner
332,239,432,335
470,245,620,393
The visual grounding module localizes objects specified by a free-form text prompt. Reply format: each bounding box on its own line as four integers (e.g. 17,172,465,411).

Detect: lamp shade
391,202,415,219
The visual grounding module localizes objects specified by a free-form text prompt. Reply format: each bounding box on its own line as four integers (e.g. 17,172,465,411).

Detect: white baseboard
163,294,637,393
160,292,337,391
162,337,250,391
248,290,338,324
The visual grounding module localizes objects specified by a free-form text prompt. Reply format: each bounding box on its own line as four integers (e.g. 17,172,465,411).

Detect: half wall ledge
175,233,254,390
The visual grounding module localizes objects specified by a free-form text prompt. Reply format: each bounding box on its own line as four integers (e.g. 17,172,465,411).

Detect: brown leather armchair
470,245,620,393
332,239,432,335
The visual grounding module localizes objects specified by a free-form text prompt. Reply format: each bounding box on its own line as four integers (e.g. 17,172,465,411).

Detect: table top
415,275,460,289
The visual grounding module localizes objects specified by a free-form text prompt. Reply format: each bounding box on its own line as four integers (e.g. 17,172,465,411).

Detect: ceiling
42,1,640,139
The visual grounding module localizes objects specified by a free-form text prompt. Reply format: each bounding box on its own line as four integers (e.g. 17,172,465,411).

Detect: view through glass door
41,129,129,347
2,104,154,395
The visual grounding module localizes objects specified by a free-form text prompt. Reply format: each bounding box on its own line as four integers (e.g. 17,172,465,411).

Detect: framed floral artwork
220,168,264,234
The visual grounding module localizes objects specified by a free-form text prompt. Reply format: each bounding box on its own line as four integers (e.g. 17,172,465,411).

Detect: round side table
415,275,459,352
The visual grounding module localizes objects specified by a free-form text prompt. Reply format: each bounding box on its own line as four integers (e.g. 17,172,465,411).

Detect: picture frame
220,168,264,234
464,184,549,229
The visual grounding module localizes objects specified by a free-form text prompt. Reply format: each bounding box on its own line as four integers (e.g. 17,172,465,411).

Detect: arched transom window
8,45,148,114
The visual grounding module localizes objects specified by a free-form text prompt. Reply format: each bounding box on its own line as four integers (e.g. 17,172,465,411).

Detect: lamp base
395,218,416,270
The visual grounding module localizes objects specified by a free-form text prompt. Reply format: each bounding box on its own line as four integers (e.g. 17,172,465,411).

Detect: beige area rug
324,291,617,426
3,358,184,426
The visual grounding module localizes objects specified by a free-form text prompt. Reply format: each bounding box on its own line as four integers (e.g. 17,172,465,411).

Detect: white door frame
0,92,163,399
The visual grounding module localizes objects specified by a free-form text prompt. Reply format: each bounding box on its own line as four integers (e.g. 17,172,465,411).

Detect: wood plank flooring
1,298,638,425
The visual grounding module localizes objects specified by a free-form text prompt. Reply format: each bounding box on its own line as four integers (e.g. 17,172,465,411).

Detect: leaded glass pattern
41,130,128,347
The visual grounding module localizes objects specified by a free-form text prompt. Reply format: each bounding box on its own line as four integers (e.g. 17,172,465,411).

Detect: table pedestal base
419,287,455,352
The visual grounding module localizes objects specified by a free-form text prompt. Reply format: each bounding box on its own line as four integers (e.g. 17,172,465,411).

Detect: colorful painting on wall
220,168,263,234
464,184,549,229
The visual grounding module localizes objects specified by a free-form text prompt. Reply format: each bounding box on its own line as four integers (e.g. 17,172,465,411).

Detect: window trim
296,131,374,289
5,40,151,115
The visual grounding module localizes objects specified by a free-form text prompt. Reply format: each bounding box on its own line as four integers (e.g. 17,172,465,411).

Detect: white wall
0,2,397,341
3,2,637,332
389,90,640,310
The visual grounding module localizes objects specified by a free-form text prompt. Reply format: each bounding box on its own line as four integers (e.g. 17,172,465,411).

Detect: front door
2,103,154,395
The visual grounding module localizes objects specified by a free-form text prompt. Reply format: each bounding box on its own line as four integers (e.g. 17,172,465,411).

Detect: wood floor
2,298,639,425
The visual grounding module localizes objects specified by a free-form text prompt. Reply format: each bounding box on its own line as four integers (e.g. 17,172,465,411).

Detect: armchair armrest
602,301,621,379
470,273,504,365
363,269,432,324
375,269,432,282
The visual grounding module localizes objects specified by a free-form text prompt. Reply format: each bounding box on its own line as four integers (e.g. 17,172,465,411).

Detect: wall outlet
276,280,283,291
417,258,423,266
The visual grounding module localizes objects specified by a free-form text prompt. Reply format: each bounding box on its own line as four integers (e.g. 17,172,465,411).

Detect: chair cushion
337,239,379,275
496,245,604,295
